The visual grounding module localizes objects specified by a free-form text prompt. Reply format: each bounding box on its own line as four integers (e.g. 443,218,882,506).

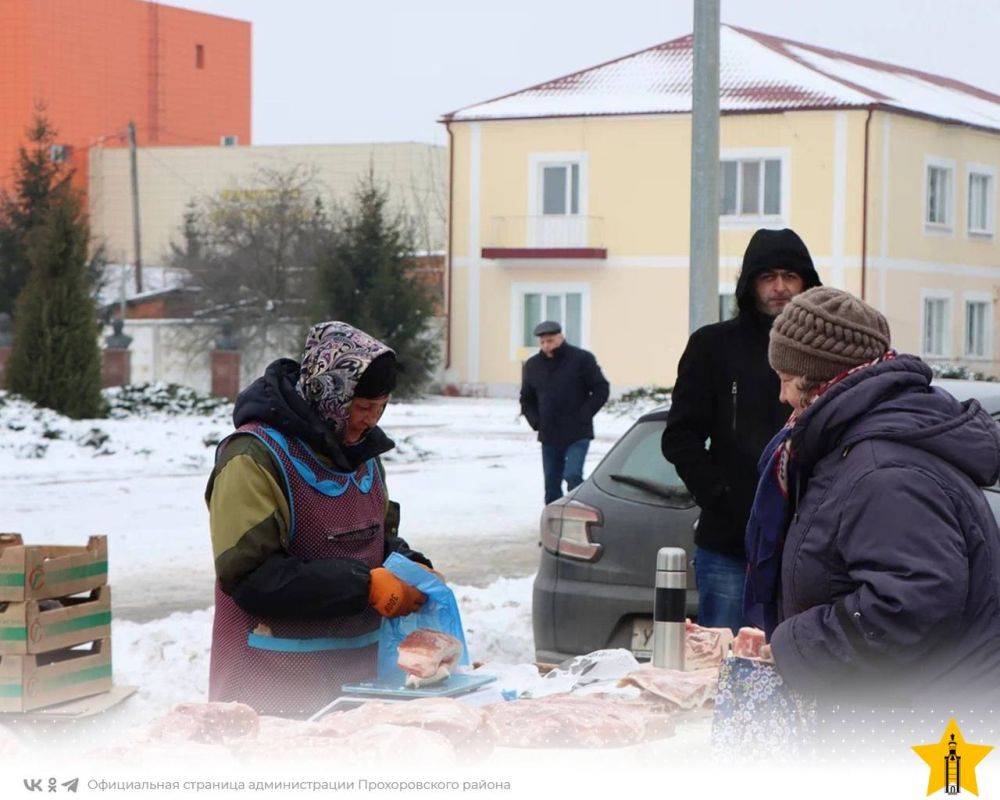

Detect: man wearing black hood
661,229,821,633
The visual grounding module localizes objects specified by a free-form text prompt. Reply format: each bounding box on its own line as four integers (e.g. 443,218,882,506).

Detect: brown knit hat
769,287,891,382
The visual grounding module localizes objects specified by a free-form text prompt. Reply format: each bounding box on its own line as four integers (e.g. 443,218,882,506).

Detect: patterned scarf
743,350,897,637
295,321,394,440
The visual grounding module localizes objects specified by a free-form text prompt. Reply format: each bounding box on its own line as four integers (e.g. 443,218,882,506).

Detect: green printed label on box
39,664,112,690
45,562,108,584
44,612,112,637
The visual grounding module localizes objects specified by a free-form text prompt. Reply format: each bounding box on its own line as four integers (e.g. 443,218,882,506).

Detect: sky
164,0,1000,146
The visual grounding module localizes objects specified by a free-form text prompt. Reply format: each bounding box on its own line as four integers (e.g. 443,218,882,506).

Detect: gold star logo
912,719,993,796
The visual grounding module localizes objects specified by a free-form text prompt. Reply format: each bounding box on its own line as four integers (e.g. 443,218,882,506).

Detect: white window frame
719,147,790,229
920,289,953,359
527,152,589,247
924,156,956,234
963,291,994,361
510,281,591,360
718,281,737,321
966,163,996,237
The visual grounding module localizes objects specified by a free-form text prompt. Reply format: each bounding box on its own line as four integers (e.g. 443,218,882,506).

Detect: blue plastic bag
375,553,470,685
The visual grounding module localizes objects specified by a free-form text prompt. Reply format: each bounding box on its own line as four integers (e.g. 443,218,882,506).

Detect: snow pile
0,388,231,474
454,576,535,666
105,383,233,418
930,363,999,382
605,385,671,417
112,608,216,724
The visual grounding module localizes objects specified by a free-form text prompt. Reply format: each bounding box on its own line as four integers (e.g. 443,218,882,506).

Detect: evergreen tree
6,184,104,419
168,201,204,266
314,172,439,396
0,113,69,315
0,111,105,315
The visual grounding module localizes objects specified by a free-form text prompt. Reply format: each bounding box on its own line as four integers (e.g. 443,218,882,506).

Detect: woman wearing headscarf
206,321,434,716
744,287,1000,705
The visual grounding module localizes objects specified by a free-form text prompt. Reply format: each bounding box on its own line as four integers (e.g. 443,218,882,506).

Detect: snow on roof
444,25,1000,133
98,264,189,308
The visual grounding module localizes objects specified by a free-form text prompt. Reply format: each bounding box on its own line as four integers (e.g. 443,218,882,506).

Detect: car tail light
539,500,603,562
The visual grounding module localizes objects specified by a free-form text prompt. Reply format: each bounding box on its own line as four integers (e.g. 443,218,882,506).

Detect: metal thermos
652,547,686,670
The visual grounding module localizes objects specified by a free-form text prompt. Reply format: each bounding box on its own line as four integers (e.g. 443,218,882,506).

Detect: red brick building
0,0,251,190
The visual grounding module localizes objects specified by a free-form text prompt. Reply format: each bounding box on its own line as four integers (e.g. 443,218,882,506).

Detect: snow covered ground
1,390,635,618
1,387,640,726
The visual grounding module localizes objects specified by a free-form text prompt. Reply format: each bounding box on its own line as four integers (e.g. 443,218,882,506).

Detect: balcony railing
483,215,606,260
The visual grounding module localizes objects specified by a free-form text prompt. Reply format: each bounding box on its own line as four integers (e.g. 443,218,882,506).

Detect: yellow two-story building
441,25,1000,394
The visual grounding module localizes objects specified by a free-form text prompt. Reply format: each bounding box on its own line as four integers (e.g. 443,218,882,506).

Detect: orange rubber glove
369,568,426,618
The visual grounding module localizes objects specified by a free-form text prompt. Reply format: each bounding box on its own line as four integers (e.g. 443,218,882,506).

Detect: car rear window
591,419,692,507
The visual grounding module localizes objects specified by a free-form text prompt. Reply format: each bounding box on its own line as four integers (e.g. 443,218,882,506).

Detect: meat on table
397,629,463,688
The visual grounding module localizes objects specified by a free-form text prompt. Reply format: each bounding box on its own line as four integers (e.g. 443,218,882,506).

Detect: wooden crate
0,586,112,655
0,638,113,713
0,534,108,602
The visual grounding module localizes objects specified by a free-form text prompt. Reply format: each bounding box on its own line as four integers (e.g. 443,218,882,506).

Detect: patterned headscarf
296,321,394,439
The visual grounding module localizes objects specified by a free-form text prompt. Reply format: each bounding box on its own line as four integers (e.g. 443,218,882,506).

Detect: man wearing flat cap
519,321,610,505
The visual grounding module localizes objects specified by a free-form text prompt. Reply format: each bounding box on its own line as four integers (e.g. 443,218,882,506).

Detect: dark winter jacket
519,342,610,447
770,356,1000,705
206,359,430,620
661,230,821,558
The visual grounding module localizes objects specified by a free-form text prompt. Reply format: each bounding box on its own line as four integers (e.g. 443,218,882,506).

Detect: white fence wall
102,318,447,394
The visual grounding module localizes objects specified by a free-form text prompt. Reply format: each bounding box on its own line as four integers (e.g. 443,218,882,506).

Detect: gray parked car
532,379,1000,663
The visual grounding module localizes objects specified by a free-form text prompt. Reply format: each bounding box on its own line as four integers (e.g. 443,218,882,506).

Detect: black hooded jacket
661,229,822,559
207,359,430,619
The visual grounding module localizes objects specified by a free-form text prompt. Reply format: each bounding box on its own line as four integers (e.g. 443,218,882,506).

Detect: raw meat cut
234,723,456,766
732,627,767,659
685,621,735,669
125,697,492,765
145,701,260,744
484,695,675,749
97,741,240,768
95,708,461,767
397,629,462,688
315,697,495,759
618,666,719,710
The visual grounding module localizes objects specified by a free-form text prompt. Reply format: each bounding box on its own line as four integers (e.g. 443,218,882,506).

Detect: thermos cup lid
656,546,687,572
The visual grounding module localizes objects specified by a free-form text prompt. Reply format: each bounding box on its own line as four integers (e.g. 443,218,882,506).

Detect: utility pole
688,0,720,334
128,121,143,294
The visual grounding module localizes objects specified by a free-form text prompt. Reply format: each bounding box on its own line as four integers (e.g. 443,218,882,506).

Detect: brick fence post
0,346,10,390
0,312,12,389
211,322,241,401
101,319,133,387
211,350,241,401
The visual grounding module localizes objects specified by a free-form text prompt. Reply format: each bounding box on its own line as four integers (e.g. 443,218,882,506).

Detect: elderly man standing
661,228,821,633
520,321,610,505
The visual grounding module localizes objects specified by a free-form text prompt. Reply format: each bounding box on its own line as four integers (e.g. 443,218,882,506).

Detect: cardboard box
14,684,136,719
0,534,108,602
0,586,112,655
0,638,113,713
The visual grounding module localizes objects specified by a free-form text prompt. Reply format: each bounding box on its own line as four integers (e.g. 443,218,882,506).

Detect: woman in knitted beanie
743,287,1000,706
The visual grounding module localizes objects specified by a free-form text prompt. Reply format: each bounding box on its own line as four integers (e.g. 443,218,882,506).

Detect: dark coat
661,231,822,558
209,359,429,619
770,357,1000,704
519,342,610,447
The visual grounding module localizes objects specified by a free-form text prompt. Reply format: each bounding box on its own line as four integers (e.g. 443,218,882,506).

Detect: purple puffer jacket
771,356,1000,705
